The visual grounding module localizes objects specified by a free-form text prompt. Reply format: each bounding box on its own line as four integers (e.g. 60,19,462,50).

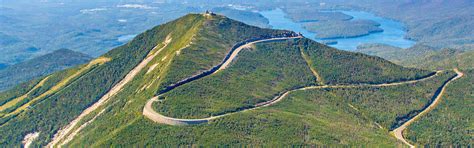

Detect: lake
260,9,415,50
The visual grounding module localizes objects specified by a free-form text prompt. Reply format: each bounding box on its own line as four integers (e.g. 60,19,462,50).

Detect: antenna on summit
204,10,216,16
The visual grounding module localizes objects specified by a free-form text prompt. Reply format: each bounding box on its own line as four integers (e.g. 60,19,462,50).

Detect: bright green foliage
300,38,434,84
405,69,473,146
155,39,317,118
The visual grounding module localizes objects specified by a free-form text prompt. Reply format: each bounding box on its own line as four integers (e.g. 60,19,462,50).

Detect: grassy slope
405,69,473,146
155,39,316,118
300,38,433,85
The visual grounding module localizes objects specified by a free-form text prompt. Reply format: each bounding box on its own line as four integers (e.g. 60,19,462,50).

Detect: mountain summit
0,13,463,147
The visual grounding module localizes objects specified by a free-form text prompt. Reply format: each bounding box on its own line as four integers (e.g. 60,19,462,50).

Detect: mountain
0,13,468,147
0,49,92,91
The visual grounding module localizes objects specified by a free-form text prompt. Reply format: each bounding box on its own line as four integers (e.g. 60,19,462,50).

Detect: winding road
391,69,464,148
142,35,447,129
143,71,441,125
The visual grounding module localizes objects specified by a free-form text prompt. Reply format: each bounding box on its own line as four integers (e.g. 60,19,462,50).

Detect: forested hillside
405,69,473,146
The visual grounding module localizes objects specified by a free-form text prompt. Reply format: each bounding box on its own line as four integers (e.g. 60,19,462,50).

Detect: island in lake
303,19,384,39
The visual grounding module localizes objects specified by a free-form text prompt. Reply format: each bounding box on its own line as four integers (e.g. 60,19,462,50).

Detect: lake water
260,9,415,50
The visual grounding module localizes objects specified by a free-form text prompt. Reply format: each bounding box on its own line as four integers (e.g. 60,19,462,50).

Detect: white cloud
227,4,253,10
118,19,127,23
117,4,154,9
80,8,107,14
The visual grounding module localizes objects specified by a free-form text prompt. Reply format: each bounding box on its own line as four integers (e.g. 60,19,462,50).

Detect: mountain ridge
0,49,92,92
